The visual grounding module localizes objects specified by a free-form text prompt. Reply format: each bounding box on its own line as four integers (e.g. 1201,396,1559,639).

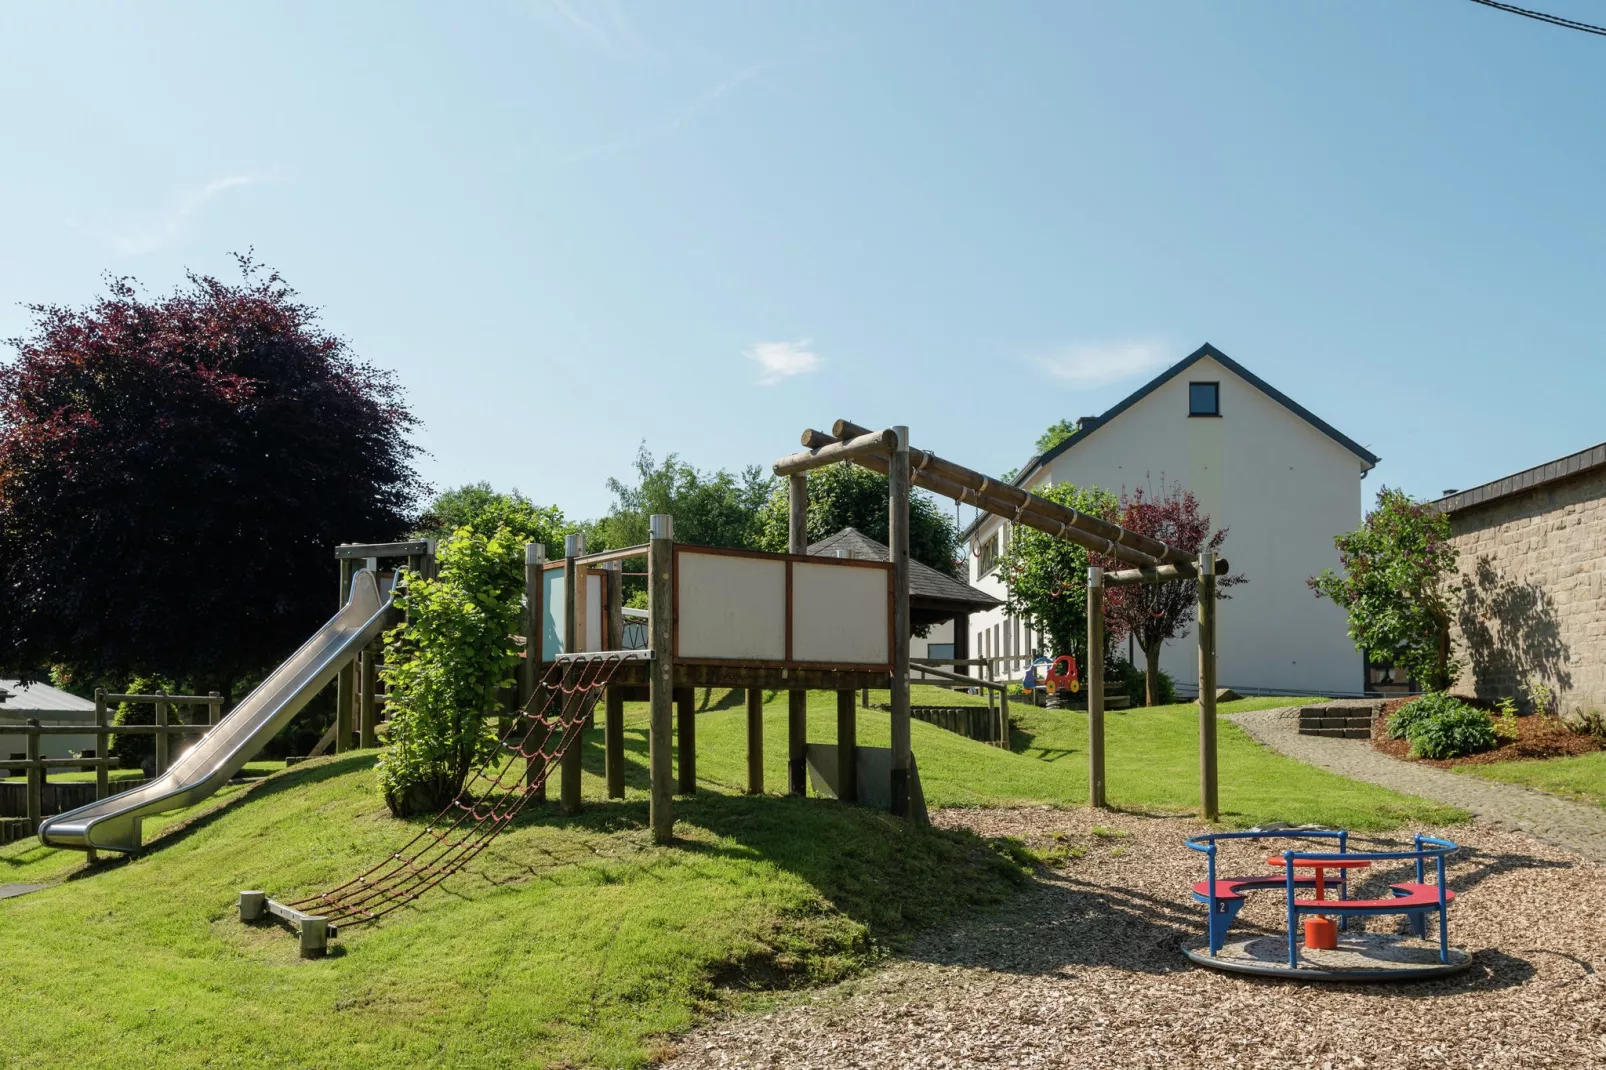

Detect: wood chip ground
665,808,1605,1069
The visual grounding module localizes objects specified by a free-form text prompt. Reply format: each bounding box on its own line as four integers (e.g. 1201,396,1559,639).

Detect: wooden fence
0,689,221,834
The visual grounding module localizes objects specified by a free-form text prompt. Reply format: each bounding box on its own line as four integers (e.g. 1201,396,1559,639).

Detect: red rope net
289,653,632,927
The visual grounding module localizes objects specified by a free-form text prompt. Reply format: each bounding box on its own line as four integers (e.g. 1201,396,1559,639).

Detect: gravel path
1232,707,1606,863
666,809,1605,1070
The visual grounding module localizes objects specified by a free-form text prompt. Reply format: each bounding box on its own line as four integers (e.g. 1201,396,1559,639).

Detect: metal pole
1087,567,1107,809
1198,550,1219,822
648,515,676,844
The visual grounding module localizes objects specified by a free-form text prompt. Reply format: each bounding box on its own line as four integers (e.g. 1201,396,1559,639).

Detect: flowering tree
0,257,420,693
1099,481,1244,706
1000,484,1118,661
1309,486,1459,691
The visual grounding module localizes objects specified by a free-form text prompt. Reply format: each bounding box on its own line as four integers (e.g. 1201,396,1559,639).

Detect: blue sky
3,1,1602,525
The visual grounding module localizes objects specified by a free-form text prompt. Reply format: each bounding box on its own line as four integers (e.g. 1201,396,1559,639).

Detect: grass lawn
0,688,1463,1068
1458,751,1606,808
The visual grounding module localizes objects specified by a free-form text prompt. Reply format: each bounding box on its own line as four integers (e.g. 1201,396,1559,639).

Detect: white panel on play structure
790,560,890,665
586,573,603,651
675,549,787,661
541,567,606,659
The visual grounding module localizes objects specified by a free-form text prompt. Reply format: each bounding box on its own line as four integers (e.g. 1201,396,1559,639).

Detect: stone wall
1445,465,1606,713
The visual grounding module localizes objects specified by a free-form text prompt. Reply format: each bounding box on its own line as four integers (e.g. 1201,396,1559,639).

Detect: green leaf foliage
1406,704,1497,760
1309,486,1460,691
414,483,570,560
998,483,1118,658
1387,690,1463,740
376,526,526,815
1034,418,1079,456
590,445,774,553
757,462,961,578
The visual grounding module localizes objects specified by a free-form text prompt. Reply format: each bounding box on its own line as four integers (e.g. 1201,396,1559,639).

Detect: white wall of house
965,353,1366,696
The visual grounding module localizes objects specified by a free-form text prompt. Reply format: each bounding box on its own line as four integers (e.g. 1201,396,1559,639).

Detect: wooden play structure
251,420,1230,952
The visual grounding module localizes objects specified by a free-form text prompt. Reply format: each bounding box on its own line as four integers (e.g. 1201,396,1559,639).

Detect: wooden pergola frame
776,421,1229,821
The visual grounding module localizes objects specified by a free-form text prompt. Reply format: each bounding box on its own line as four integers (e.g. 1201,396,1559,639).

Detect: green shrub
1407,705,1497,760
376,525,525,816
107,674,179,774
1387,691,1462,740
1112,660,1175,707
1493,697,1520,743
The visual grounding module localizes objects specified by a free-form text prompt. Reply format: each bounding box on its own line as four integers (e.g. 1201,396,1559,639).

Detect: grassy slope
1459,751,1606,808
0,689,1463,1068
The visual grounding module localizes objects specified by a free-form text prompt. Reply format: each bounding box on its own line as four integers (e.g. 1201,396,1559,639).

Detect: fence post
154,693,170,776
208,690,222,726
360,645,379,749
94,689,109,801
25,720,42,835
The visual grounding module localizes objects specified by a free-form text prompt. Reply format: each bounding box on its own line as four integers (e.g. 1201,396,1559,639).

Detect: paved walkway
1233,706,1606,863
0,883,50,901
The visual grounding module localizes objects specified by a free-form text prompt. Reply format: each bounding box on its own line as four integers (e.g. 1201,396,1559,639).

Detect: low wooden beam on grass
772,427,899,477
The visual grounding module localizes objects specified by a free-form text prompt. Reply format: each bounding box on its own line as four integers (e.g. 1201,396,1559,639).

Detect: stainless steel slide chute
38,570,397,854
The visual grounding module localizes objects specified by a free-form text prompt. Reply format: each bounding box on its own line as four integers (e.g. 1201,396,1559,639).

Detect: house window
1189,381,1220,417
976,532,1001,578
927,642,955,662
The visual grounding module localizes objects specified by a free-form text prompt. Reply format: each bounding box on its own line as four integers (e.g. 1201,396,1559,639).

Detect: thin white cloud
1032,340,1172,388
68,174,258,256
558,62,769,165
529,0,647,58
745,339,823,387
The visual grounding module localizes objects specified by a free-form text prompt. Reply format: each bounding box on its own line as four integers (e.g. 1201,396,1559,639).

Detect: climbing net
290,652,637,927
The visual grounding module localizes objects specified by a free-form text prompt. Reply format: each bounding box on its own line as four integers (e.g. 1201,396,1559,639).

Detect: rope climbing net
289,651,638,927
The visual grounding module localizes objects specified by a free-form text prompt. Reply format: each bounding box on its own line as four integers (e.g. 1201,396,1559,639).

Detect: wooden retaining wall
910,705,1001,744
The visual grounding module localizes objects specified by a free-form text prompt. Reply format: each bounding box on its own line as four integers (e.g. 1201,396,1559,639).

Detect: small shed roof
0,680,96,712
808,528,1000,619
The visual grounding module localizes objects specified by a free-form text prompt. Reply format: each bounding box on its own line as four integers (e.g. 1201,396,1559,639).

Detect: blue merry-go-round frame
1183,829,1462,978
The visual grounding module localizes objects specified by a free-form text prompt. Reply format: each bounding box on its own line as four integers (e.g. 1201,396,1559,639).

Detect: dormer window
1189,381,1220,417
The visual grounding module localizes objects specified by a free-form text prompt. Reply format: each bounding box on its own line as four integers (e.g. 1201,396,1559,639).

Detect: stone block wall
1445,465,1606,713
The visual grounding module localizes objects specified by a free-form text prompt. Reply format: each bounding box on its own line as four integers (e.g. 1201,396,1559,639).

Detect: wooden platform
604,662,890,695
1183,931,1472,981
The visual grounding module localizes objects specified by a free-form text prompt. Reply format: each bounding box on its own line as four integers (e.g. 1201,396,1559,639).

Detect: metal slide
39,570,398,855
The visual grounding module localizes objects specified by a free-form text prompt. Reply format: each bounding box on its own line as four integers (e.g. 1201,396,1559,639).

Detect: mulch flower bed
1371,697,1602,768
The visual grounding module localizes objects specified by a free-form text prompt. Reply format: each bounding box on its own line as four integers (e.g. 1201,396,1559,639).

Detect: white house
961,343,1377,697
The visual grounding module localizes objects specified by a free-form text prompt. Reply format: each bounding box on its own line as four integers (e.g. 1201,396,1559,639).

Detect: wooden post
25,720,42,834
888,426,913,817
836,690,857,802
94,689,109,801
561,533,584,815
605,688,625,799
648,515,675,844
737,688,759,794
336,557,357,753
1198,550,1220,821
786,472,809,795
522,544,547,795
154,693,170,776
359,645,379,748
999,676,1011,749
953,612,970,679
1087,567,1107,808
207,690,222,726
676,688,696,794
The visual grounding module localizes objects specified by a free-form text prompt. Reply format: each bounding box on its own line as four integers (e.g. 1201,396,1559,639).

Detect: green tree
998,483,1118,659
377,525,526,816
591,446,773,551
415,483,570,559
1035,419,1079,455
756,462,961,578
1309,486,1460,691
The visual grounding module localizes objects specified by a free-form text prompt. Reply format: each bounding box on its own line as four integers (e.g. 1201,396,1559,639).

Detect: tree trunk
1143,641,1162,707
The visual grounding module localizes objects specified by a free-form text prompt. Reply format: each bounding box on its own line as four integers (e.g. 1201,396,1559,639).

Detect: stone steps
1296,702,1381,740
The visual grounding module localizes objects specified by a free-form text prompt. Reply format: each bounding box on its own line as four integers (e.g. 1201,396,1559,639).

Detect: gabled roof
963,343,1380,539
808,528,1000,613
0,680,96,712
